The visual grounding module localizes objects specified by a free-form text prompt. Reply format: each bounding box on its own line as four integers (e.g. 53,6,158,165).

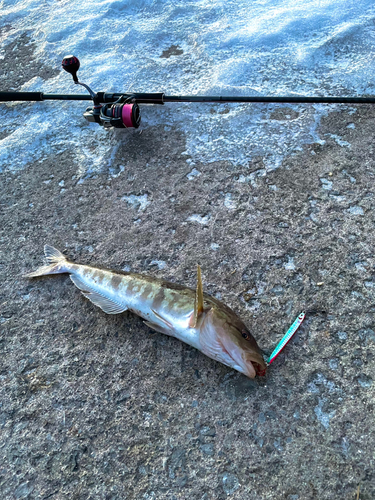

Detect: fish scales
25,245,267,378
72,264,197,337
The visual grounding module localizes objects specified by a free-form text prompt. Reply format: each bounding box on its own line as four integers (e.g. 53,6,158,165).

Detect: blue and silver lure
268,311,306,365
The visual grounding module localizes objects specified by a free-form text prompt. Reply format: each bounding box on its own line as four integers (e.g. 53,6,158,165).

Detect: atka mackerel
26,246,267,378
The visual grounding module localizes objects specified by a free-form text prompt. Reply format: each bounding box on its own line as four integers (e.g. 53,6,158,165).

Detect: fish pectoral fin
81,291,127,315
151,309,173,329
145,310,174,336
144,321,174,336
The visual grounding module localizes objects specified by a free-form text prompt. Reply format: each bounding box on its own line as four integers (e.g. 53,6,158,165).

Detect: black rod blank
1,91,375,104
164,95,375,104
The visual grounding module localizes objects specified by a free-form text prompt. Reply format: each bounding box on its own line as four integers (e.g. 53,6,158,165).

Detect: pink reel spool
121,103,141,128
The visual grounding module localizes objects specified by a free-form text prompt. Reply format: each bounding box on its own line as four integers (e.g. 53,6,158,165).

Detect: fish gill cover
1,0,375,173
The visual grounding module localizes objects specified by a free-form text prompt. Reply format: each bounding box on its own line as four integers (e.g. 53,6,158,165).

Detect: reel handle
62,55,96,98
62,55,80,83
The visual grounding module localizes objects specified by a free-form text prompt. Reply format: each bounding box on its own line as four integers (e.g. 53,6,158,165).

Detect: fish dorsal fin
192,264,204,328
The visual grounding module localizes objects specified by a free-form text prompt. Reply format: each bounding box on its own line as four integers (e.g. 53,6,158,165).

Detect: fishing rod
1,55,375,129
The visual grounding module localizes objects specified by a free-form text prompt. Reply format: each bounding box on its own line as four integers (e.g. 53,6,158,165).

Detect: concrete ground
1,35,374,500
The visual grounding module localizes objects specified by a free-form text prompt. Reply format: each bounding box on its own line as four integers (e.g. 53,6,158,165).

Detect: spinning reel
62,55,141,129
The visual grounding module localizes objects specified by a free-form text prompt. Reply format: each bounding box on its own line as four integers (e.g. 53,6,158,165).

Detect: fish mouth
242,353,267,378
252,362,267,377
218,339,266,378
227,350,257,378
241,361,257,379
215,338,257,378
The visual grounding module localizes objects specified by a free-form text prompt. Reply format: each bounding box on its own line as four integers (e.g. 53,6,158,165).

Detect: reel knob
62,55,80,83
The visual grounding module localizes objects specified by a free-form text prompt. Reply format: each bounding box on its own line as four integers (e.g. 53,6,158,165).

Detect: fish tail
25,245,70,278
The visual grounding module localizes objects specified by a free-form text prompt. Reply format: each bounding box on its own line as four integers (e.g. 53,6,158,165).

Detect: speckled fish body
26,245,267,378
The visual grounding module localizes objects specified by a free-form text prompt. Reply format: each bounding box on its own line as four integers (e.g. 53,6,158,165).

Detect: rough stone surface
1,36,374,500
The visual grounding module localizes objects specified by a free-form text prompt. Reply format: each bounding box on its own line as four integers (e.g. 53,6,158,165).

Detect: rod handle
0,92,44,102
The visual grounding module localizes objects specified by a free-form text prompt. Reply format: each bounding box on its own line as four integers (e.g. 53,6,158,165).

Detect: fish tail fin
25,245,70,278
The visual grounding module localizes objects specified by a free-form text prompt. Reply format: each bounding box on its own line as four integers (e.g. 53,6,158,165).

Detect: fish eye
242,331,250,340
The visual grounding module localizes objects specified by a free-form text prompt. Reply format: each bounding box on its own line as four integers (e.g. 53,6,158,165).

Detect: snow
1,0,375,173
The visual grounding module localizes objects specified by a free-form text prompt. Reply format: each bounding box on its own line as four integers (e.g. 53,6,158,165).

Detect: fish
25,245,267,378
